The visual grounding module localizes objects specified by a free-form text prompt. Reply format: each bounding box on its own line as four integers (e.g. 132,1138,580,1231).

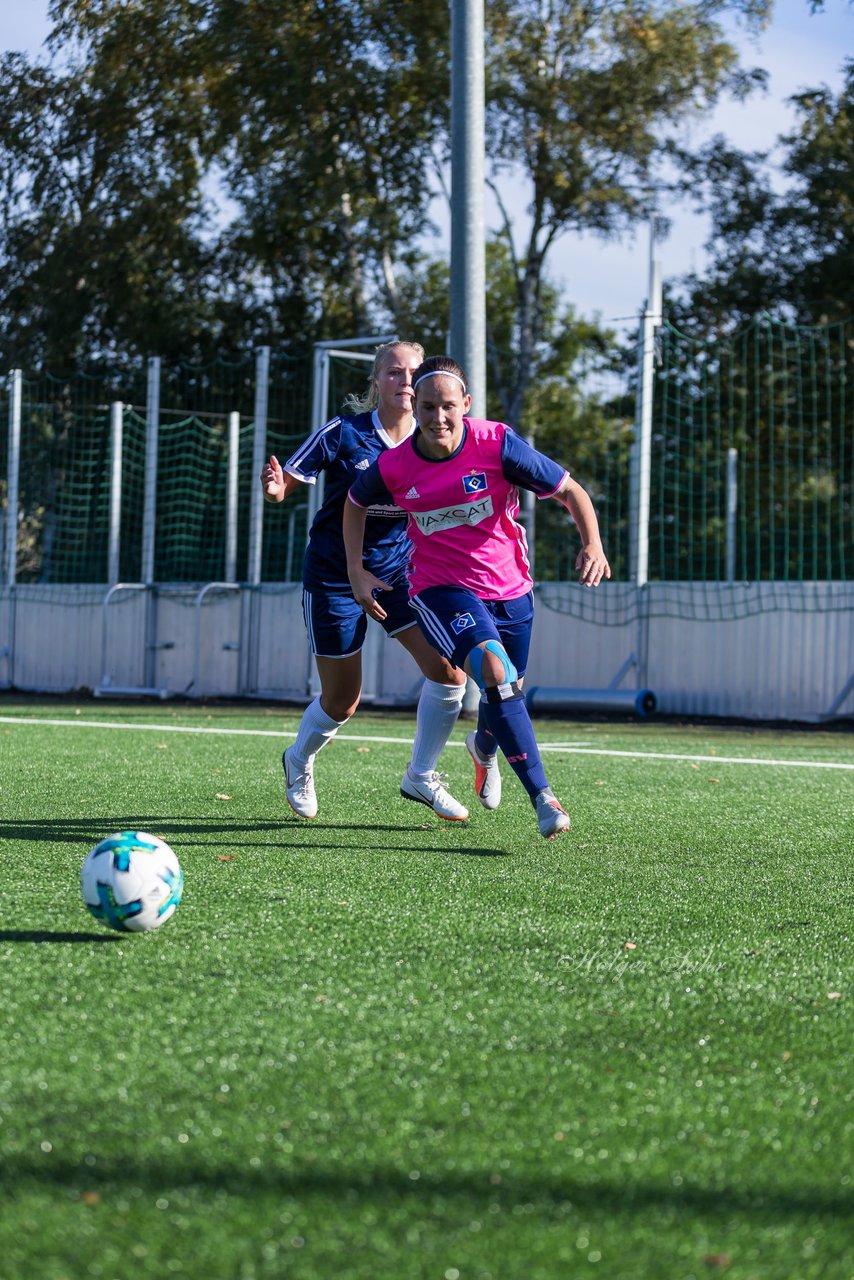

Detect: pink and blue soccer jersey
347,419,568,600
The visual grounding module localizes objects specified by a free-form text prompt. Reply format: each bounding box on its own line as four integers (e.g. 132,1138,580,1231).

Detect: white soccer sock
291,696,349,763
409,679,466,779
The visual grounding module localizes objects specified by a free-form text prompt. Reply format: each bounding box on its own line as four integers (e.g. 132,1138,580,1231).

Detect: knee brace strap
468,639,518,690
484,681,523,704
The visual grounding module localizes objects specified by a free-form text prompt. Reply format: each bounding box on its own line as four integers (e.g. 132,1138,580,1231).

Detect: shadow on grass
1,1153,850,1221
0,819,508,858
0,929,118,944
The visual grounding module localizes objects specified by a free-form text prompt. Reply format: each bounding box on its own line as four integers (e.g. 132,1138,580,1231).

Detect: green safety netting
8,366,144,583
541,313,853,624
1,350,377,586
2,323,852,620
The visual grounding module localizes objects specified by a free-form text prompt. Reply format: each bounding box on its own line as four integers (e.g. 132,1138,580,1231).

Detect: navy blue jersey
284,410,414,590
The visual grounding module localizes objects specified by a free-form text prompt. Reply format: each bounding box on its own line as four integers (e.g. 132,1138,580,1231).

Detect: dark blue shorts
410,587,534,676
302,578,417,658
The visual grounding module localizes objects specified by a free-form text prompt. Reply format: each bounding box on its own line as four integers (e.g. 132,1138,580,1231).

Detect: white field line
2,716,853,772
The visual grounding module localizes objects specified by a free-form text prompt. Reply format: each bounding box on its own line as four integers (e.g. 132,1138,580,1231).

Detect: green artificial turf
0,697,852,1279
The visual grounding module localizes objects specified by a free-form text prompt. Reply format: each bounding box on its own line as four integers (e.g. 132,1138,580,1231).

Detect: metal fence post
142,357,161,584
307,344,330,531
726,447,738,583
632,221,662,588
247,346,271,587
108,401,123,585
5,369,22,588
226,410,239,584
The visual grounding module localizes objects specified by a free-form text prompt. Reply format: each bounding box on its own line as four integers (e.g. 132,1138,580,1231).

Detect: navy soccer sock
475,705,496,759
480,690,549,801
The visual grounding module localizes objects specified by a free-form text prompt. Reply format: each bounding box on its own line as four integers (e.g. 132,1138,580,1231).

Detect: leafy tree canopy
671,57,854,328
0,0,784,401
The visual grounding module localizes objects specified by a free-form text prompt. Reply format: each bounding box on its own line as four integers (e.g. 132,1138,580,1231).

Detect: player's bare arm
342,497,393,621
553,476,611,588
261,455,303,503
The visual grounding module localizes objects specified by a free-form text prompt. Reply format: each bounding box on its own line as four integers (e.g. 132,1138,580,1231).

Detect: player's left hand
350,568,393,621
575,543,611,587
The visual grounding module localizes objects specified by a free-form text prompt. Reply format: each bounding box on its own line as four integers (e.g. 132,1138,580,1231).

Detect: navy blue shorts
302,578,417,658
411,587,534,676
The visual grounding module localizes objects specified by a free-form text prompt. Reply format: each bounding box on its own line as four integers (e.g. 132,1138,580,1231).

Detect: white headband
413,370,467,393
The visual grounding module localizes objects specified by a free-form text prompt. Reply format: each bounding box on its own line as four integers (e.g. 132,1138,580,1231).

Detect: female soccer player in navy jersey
343,354,610,839
261,342,468,822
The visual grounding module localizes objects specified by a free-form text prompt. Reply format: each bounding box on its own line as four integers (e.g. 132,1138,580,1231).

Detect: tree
0,43,218,369
2,0,771,387
474,0,770,425
645,63,854,584
669,58,854,326
41,0,450,349
775,59,854,322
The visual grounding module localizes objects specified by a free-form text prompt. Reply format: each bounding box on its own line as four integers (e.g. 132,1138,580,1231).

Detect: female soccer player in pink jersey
261,342,467,824
344,354,610,840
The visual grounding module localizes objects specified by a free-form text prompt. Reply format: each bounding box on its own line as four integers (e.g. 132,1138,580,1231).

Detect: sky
2,1,852,334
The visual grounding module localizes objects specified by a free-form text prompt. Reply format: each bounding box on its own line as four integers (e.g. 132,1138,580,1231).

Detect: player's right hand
261,454,284,500
350,569,392,621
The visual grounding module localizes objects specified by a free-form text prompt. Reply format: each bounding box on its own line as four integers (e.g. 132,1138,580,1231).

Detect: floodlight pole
449,0,486,416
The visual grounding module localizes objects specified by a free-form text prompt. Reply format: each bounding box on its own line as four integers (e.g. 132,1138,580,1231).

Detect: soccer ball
81,831,183,933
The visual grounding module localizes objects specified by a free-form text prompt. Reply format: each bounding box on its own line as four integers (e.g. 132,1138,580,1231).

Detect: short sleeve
500,427,568,498
348,460,394,508
282,418,341,485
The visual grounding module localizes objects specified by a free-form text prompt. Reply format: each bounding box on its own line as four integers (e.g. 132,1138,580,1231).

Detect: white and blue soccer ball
81,831,183,933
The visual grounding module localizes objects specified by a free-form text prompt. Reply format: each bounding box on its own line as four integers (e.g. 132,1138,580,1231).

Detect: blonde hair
342,340,425,413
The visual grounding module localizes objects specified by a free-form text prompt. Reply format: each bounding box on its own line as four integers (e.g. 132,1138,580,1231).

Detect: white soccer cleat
465,730,502,810
534,788,571,839
400,768,469,822
283,747,318,819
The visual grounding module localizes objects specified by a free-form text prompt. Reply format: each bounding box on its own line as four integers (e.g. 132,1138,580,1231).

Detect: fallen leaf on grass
215,793,232,801
79,1191,101,1206
217,855,234,862
702,1254,731,1268
708,778,720,784
827,992,842,999
623,941,637,951
357,747,370,753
